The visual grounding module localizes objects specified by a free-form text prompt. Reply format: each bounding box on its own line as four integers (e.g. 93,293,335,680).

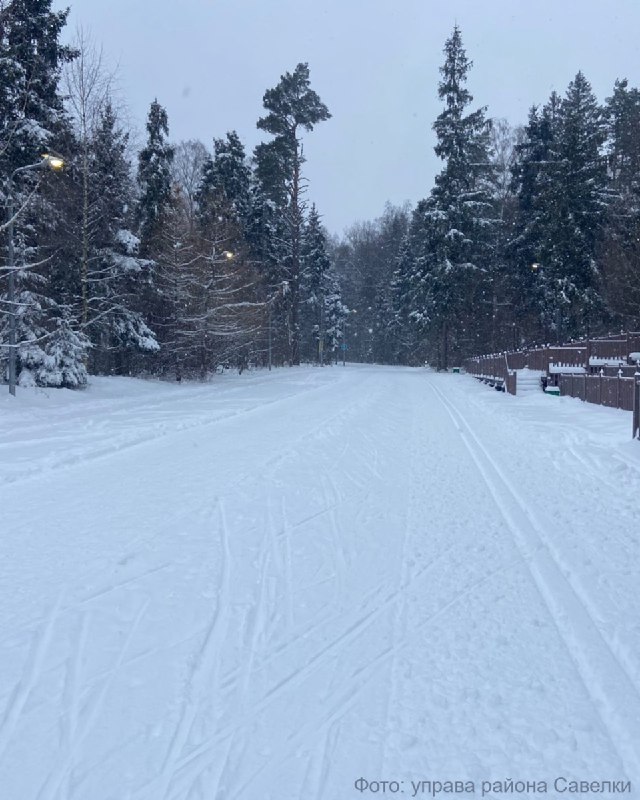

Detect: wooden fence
558,373,635,411
464,353,516,395
463,331,640,438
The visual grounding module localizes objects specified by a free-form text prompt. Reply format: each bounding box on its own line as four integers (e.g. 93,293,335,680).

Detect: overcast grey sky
55,0,640,235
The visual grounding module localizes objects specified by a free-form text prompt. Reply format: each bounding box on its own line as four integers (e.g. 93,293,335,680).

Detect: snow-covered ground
1,366,639,800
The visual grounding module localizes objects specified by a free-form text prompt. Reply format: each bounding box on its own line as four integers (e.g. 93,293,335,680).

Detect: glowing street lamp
5,152,66,396
42,153,65,172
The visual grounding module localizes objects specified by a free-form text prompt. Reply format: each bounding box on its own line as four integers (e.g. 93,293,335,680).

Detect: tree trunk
289,136,302,366
81,142,89,327
442,320,449,371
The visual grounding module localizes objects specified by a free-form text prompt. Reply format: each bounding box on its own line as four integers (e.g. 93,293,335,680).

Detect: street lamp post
267,280,288,371
342,308,357,366
4,154,65,395
319,294,325,367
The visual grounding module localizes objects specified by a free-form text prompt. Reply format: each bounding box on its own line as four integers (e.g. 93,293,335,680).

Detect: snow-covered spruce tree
512,74,607,340
599,79,640,326
368,204,410,364
510,96,563,340
197,131,252,236
0,0,82,387
246,140,291,367
256,63,331,366
137,99,175,256
301,205,344,364
329,204,409,365
85,100,158,373
133,99,175,371
36,308,91,388
323,269,347,364
556,72,607,336
396,26,494,369
605,80,640,205
0,0,75,175
390,235,424,365
484,119,523,351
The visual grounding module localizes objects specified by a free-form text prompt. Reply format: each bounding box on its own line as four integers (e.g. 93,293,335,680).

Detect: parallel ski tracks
147,500,232,800
0,374,381,799
429,379,640,780
0,370,357,489
0,381,375,645
35,600,149,800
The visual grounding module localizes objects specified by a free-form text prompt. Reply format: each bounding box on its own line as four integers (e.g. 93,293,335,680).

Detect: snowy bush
35,314,91,389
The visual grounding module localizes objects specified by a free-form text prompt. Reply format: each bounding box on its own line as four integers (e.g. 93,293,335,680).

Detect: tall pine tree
256,63,330,365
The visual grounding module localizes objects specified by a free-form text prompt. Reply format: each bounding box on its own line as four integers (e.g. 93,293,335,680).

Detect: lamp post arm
1,159,51,234
3,154,65,397
0,180,42,234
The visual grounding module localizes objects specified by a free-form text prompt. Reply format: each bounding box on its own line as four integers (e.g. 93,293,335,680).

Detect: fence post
599,370,603,405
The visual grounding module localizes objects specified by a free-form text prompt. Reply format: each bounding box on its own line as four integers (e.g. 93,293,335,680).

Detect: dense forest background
2,0,639,387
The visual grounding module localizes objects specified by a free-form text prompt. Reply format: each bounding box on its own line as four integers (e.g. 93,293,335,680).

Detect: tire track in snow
174,644,394,800
181,735,235,800
279,497,296,632
430,378,640,780
0,593,62,764
381,393,416,774
209,505,277,798
0,561,173,648
140,498,233,800
60,610,90,800
0,382,375,757
0,370,356,489
36,599,149,800
230,643,394,800
300,724,332,800
322,473,349,605
156,541,462,798
0,381,371,650
219,547,547,800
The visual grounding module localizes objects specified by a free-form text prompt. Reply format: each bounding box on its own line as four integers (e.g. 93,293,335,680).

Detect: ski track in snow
145,500,232,800
429,381,640,779
1,367,639,799
0,370,349,488
0,594,63,764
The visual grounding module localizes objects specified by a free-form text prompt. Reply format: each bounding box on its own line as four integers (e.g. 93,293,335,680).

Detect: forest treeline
2,2,639,387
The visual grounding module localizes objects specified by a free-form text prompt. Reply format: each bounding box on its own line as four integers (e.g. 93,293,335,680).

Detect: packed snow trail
0,366,639,800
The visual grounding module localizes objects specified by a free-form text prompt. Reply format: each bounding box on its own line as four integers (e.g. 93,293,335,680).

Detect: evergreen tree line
1,0,345,388
3,7,639,385
333,27,640,369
